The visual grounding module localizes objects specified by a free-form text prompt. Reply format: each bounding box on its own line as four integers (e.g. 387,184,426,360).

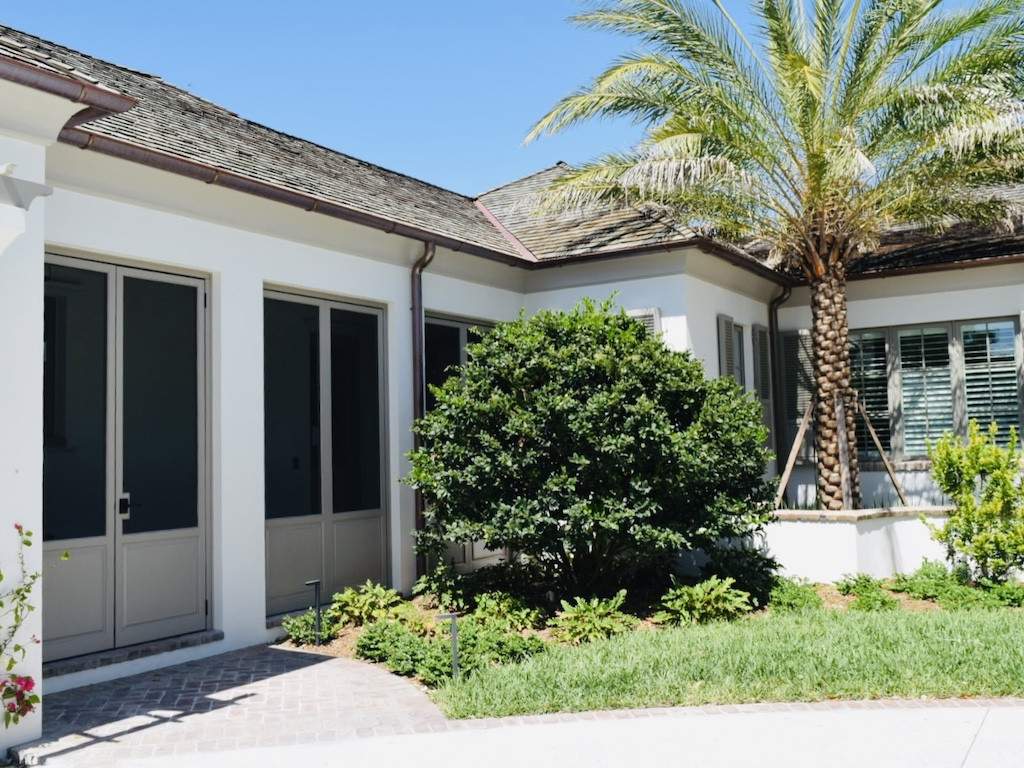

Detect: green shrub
355,617,545,686
936,584,1002,611
769,577,823,612
407,299,773,598
329,581,403,627
471,592,541,632
654,577,751,625
282,608,336,646
836,573,898,611
985,580,1024,607
890,560,962,601
700,546,779,609
929,422,1024,583
548,590,639,644
849,588,899,612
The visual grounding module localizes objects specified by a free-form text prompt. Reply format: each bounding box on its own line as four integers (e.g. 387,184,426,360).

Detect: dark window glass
331,309,382,512
425,322,461,411
122,277,199,534
264,299,321,519
43,264,108,541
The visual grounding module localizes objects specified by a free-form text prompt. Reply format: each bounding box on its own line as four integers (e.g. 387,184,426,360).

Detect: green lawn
434,610,1024,718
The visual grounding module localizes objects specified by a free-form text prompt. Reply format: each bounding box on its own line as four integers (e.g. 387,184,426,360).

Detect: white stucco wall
0,81,84,752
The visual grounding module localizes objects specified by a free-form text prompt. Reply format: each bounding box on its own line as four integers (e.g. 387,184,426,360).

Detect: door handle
118,493,131,520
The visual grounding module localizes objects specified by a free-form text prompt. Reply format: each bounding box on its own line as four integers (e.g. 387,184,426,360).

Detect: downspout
411,241,436,579
768,283,792,475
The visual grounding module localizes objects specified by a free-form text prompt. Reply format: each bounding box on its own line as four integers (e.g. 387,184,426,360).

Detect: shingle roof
477,164,693,261
0,25,520,259
1,23,1017,281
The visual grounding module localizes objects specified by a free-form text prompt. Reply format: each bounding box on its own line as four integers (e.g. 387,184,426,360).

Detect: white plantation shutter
898,327,953,457
717,314,735,379
850,330,891,457
628,308,662,336
780,329,814,460
962,319,1020,441
752,324,773,445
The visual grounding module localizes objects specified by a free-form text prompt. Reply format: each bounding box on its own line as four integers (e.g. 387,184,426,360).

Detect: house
0,24,1021,748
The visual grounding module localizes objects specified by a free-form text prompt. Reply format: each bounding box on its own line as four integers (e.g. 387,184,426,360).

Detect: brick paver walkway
14,645,446,766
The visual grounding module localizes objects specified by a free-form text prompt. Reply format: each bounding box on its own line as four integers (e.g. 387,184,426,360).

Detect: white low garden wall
762,508,950,583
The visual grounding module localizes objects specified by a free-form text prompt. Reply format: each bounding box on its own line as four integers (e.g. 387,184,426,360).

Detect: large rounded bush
408,299,773,597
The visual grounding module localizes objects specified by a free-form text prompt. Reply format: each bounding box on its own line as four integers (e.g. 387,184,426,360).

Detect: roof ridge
474,161,570,199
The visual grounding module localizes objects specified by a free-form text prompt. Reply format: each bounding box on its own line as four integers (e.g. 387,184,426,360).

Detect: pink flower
13,523,22,533
14,676,34,693
5,703,15,713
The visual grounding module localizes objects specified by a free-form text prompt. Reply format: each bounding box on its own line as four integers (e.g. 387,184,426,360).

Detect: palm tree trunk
809,259,861,510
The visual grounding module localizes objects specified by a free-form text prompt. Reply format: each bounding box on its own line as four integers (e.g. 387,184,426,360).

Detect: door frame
263,288,391,614
42,253,212,658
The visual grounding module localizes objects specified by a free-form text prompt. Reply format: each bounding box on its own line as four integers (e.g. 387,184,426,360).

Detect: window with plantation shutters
898,327,953,457
961,319,1020,442
628,308,662,336
850,330,891,457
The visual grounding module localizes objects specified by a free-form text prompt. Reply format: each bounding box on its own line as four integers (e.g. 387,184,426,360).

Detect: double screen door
263,292,388,615
42,256,207,661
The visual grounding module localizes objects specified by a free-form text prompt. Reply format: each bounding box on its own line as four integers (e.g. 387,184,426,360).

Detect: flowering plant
1,524,40,727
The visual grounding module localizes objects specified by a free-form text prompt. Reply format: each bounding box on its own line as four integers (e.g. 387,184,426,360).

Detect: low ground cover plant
889,561,1022,610
434,610,1024,718
547,590,638,645
769,577,823,612
836,574,898,612
653,577,751,625
329,581,403,627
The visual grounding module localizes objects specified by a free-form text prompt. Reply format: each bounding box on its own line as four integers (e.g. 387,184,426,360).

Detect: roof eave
0,54,136,114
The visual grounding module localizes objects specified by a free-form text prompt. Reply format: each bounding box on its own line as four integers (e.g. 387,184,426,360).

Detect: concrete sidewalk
122,701,1021,768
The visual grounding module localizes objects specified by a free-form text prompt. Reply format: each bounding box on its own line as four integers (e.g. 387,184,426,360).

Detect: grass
433,610,1024,718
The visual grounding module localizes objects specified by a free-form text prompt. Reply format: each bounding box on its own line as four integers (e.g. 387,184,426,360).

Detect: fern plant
548,590,639,644
654,577,752,625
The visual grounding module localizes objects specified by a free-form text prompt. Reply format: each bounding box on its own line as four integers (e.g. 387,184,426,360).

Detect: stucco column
0,137,48,750
208,268,267,645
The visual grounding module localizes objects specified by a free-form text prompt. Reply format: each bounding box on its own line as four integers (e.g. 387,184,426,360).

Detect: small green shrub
890,560,961,601
471,592,541,632
700,546,779,609
769,577,823,612
329,581,403,627
936,584,1002,611
929,422,1024,583
654,577,751,625
282,608,336,646
985,580,1024,607
548,590,639,644
836,573,880,596
355,616,544,686
849,588,899,612
834,573,898,611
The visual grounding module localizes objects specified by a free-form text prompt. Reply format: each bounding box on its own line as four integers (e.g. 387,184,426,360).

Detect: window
717,314,746,387
779,317,1021,463
425,317,491,411
751,324,774,446
962,319,1020,442
627,308,662,336
898,327,953,457
850,330,890,456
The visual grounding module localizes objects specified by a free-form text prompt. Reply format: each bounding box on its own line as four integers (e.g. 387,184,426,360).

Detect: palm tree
528,0,1024,510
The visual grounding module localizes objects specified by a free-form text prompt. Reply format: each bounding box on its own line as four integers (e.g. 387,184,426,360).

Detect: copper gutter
0,55,136,114
411,241,436,578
